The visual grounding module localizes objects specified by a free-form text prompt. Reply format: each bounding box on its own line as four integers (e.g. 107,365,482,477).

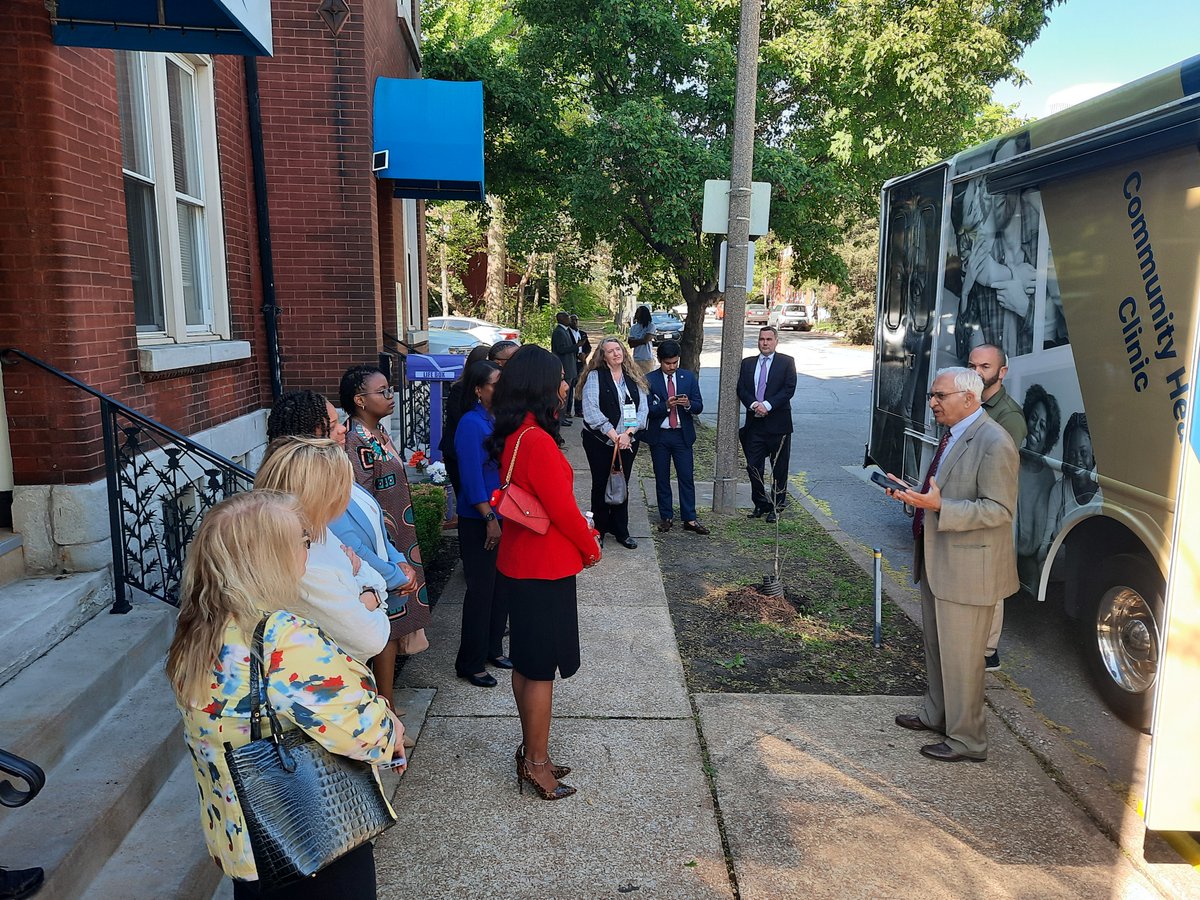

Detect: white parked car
767,303,813,332
428,316,520,345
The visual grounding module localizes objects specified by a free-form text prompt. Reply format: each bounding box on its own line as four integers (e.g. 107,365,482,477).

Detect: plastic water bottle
584,510,595,531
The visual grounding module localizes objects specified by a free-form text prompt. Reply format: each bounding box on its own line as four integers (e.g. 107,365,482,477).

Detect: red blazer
496,414,599,580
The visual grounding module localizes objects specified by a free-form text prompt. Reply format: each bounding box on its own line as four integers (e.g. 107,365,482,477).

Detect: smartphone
870,471,912,492
379,755,407,770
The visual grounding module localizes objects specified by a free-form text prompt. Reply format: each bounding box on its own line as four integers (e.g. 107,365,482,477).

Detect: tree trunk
439,235,450,315
484,195,507,323
678,274,721,375
548,252,558,307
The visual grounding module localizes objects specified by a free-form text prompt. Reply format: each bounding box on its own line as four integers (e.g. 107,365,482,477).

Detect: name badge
622,401,638,430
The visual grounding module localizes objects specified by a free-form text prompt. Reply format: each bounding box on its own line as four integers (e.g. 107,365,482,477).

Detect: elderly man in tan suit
886,366,1018,762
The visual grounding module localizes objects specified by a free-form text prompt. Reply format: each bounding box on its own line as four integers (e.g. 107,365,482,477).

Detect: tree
424,0,1060,370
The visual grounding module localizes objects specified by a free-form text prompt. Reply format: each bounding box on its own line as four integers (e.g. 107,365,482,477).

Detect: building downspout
244,56,283,401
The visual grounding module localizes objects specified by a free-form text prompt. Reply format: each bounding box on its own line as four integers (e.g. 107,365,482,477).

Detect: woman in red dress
488,345,601,800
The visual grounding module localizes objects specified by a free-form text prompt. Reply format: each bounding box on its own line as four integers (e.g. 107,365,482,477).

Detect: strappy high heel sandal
516,754,576,800
515,743,570,779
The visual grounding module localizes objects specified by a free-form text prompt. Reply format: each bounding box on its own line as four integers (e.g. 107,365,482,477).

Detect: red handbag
491,427,550,533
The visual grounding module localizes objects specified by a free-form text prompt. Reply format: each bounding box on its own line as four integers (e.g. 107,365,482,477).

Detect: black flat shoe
747,506,767,518
765,511,777,524
489,656,514,669
458,672,498,688
619,537,638,549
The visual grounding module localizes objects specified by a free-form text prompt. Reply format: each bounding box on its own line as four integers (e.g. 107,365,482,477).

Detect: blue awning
374,78,484,202
50,1,273,57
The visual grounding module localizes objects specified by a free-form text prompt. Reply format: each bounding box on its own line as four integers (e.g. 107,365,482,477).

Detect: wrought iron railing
399,376,431,454
1,349,255,612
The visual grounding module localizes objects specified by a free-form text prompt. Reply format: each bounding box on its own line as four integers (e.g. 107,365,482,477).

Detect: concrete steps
0,589,219,899
82,755,224,900
0,569,110,688
0,659,184,900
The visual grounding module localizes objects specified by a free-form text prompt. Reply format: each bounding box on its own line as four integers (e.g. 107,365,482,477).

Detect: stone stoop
0,530,25,588
0,569,111,688
0,595,217,899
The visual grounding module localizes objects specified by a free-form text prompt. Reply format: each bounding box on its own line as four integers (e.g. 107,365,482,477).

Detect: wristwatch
483,511,497,521
361,586,383,610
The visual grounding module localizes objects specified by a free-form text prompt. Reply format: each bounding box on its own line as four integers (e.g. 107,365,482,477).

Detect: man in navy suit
737,326,797,523
645,340,709,534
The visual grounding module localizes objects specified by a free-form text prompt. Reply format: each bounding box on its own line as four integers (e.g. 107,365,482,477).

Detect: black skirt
496,571,580,681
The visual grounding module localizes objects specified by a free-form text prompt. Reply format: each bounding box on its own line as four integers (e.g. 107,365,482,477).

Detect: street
693,319,1147,799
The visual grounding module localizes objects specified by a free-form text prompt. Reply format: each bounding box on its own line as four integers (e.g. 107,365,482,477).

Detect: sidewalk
375,430,1174,899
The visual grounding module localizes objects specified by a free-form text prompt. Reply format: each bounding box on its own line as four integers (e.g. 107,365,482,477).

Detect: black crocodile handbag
224,618,396,889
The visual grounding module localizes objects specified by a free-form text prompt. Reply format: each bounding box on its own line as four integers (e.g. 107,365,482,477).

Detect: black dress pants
232,842,376,899
582,431,637,540
455,516,507,675
740,427,791,511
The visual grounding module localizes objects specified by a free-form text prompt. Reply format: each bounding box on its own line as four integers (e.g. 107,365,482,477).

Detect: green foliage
424,0,1060,365
410,483,446,560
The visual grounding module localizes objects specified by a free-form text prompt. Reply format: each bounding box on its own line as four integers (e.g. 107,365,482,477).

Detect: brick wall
0,0,269,485
259,0,420,401
0,0,423,485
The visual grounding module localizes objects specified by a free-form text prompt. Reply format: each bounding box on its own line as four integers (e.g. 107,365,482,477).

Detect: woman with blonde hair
253,436,391,665
578,335,648,549
167,490,403,896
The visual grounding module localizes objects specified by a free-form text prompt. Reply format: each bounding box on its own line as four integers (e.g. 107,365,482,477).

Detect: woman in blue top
453,360,509,687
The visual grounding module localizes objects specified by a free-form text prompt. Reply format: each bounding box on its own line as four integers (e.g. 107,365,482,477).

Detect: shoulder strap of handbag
247,616,287,742
502,426,537,488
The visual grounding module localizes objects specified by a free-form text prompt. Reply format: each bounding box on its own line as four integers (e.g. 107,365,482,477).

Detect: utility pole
713,0,761,513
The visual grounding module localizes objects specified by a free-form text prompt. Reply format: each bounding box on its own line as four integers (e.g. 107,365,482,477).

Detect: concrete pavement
374,422,1182,899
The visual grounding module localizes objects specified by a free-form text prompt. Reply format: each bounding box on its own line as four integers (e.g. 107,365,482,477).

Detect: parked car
424,331,485,355
768,302,813,332
428,315,520,345
650,310,684,345
745,303,769,325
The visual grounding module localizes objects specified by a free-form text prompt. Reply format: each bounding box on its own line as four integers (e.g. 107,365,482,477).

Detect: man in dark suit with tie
736,326,797,523
551,311,579,425
887,367,1018,763
645,340,709,535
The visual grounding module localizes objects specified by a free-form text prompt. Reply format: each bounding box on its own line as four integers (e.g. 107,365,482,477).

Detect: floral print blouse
177,610,398,881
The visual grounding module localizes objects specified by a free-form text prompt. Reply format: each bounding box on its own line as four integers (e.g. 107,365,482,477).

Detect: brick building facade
0,0,428,572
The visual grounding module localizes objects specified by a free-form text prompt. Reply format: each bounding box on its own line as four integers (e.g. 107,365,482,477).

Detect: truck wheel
1078,553,1163,731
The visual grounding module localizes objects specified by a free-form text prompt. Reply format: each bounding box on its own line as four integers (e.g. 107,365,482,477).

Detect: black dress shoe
489,656,514,669
682,521,710,535
920,741,985,763
0,866,44,900
747,506,767,518
618,537,638,549
765,511,777,524
658,519,674,532
894,714,936,732
458,672,498,688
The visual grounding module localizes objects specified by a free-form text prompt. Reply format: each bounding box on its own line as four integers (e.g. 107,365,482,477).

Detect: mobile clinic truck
868,57,1200,829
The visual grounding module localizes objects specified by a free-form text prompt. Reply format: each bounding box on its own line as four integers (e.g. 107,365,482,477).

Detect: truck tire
1078,553,1163,731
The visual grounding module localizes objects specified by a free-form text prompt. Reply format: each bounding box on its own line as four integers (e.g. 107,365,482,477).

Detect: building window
115,51,229,343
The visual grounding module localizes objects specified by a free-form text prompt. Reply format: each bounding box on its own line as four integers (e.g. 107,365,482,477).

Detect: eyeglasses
926,390,967,402
357,386,395,399
301,530,312,551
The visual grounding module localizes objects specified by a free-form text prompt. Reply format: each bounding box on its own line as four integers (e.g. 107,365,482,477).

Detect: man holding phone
885,367,1018,763
645,340,708,534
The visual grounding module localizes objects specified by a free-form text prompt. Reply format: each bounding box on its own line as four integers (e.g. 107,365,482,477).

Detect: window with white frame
115,51,229,343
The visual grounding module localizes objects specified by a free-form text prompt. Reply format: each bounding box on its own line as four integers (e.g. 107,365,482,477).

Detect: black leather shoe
894,714,936,732
459,672,498,688
682,521,710,535
920,741,985,763
618,537,638,549
489,656,514,669
765,511,778,524
658,519,673,532
0,866,43,900
747,506,767,519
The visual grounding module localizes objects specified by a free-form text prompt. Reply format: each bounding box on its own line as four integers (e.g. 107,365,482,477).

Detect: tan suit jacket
913,413,1019,605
